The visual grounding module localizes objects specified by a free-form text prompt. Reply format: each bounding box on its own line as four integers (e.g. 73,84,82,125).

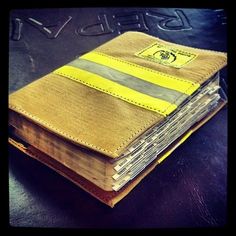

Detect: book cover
9,31,227,207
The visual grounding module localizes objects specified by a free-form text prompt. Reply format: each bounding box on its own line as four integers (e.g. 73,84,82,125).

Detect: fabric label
135,43,197,68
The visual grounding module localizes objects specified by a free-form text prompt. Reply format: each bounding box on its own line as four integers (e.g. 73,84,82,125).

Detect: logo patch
135,43,197,68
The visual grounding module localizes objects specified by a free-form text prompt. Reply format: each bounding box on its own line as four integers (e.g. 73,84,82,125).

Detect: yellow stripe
80,51,200,95
53,65,177,116
158,130,193,163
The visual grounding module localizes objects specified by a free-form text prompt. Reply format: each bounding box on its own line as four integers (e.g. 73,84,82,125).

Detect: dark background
8,8,228,228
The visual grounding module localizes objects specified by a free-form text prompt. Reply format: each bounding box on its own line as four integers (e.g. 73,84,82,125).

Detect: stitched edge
92,51,197,86
93,51,227,84
92,50,227,110
63,53,199,115
54,70,173,116
9,104,160,158
88,52,200,114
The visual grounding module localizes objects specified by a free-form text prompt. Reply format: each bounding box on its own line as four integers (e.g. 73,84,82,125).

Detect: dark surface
8,8,227,228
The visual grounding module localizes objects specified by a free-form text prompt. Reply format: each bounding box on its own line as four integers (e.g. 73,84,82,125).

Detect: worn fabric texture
95,31,227,84
9,31,227,159
9,73,163,158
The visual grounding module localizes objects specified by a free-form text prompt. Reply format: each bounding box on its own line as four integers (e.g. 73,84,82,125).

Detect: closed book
9,31,227,207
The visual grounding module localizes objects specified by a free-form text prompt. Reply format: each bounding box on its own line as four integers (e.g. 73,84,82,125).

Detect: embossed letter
146,9,192,31
78,14,114,36
113,12,149,34
26,16,72,39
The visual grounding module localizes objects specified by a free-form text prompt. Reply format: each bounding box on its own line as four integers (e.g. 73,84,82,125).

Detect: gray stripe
68,58,188,105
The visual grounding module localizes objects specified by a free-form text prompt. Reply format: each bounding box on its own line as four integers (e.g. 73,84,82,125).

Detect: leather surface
9,8,227,228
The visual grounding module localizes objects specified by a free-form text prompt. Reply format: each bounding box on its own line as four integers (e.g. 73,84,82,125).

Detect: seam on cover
94,51,227,84
9,105,160,157
55,71,169,115
88,52,197,114
91,51,227,112
93,51,197,85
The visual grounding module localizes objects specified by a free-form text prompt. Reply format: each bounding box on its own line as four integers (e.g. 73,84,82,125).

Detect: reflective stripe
80,51,200,95
68,59,188,106
53,65,177,116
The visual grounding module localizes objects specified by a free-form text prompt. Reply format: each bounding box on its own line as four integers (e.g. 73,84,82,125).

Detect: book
8,31,227,207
